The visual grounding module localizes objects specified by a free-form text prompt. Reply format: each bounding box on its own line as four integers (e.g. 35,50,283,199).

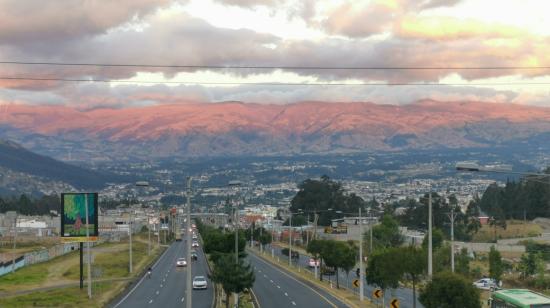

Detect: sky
0,0,549,108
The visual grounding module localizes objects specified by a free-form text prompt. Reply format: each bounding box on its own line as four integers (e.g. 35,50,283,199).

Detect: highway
112,240,214,308
269,244,423,307
247,251,350,308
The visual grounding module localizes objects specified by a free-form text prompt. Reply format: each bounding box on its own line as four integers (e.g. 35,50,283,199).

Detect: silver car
192,276,208,289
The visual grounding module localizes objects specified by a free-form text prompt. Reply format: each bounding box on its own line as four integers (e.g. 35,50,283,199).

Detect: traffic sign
390,298,400,308
373,288,383,299
352,279,360,288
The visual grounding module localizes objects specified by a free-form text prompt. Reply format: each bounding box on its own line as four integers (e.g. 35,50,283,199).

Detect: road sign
373,288,383,299
352,279,360,288
390,298,400,308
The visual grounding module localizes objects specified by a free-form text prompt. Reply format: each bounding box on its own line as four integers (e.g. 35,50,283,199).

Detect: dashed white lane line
284,292,288,297
149,299,153,304
277,285,281,289
263,274,267,278
270,280,274,283
160,284,163,288
292,301,296,306
156,290,160,295
181,297,185,302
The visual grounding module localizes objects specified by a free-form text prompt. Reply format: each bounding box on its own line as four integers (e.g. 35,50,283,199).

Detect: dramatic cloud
0,0,548,108
0,0,171,45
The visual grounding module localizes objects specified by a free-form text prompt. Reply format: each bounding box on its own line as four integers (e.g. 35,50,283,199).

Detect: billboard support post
80,242,84,289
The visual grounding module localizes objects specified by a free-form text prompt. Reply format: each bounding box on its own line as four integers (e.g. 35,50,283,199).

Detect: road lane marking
284,292,288,297
149,299,153,304
277,285,281,289
181,297,185,302
160,284,163,288
156,290,159,295
249,253,339,308
112,244,173,308
270,280,274,283
292,301,296,306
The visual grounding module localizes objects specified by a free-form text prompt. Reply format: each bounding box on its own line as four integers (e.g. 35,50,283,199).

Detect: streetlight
334,209,365,302
185,177,193,308
136,181,151,255
228,180,242,307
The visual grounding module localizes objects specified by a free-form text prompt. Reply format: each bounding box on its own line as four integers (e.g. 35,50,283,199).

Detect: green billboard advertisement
61,193,98,242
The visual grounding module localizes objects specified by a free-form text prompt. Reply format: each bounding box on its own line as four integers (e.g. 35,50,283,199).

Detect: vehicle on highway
192,234,198,240
176,258,187,267
191,252,198,261
192,276,208,289
175,230,182,241
488,289,550,308
192,241,199,247
321,265,336,276
473,278,500,290
281,248,299,259
308,258,320,268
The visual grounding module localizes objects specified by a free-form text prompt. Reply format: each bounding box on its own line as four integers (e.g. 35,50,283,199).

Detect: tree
307,240,327,281
400,246,426,308
419,271,481,308
290,176,366,226
366,248,403,292
489,246,503,283
422,228,445,251
282,215,307,226
456,248,471,277
369,214,403,253
211,255,255,308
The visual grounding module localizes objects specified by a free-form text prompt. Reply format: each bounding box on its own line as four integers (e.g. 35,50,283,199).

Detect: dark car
281,248,300,259
191,252,198,261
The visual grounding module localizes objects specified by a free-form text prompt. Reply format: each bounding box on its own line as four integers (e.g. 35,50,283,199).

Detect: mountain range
1,100,550,161
0,139,124,189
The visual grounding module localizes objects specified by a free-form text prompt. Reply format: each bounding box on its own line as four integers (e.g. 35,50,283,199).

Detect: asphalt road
269,243,423,308
247,251,350,308
112,240,214,308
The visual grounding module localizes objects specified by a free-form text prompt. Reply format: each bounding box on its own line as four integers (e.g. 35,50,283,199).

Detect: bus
490,289,550,308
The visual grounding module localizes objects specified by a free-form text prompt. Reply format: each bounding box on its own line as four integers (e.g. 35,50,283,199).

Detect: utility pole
148,214,151,255
129,209,133,274
448,207,456,273
359,207,364,302
289,212,292,267
186,177,192,308
428,192,433,278
85,195,92,299
11,212,18,273
369,210,373,255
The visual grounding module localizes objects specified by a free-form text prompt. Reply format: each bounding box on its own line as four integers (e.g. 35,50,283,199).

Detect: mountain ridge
1,100,550,160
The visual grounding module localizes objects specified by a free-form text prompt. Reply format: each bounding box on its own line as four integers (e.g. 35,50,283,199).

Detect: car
308,258,320,268
192,234,198,239
192,241,199,247
192,276,208,289
191,252,198,261
473,278,500,290
176,258,187,267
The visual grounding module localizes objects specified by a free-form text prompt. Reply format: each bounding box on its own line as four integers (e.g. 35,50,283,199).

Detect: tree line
195,220,255,308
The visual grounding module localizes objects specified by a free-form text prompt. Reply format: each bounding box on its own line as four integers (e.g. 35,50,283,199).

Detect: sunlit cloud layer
0,0,549,107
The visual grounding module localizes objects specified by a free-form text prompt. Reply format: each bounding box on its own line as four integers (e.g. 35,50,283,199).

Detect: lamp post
428,191,433,278
185,177,192,308
228,180,242,307
288,211,293,267
136,181,151,255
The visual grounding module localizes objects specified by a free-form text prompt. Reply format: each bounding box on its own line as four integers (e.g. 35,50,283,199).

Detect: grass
0,231,165,307
472,220,542,242
0,283,113,308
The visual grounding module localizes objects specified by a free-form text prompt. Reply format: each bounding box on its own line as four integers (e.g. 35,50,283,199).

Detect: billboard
61,193,99,242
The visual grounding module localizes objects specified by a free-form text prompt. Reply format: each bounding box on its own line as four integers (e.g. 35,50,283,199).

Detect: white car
176,258,187,267
473,278,499,290
192,241,199,247
192,276,208,289
308,258,320,268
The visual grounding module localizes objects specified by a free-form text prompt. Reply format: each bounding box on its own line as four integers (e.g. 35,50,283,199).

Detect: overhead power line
2,76,550,86
1,61,550,70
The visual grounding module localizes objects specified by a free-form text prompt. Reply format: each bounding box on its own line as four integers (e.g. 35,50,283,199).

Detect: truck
175,230,182,241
